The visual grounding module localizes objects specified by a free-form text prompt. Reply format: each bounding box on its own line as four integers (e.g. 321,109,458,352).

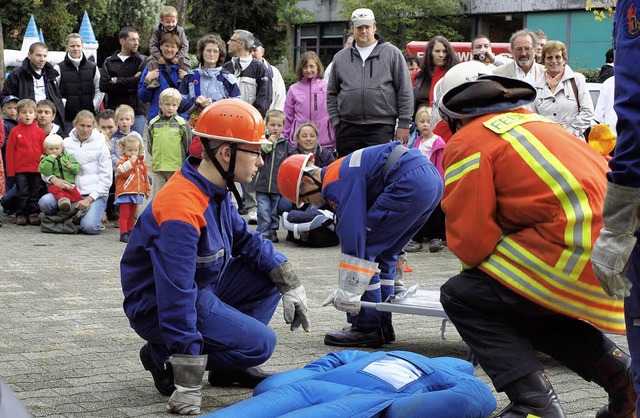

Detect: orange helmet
278,154,315,207
192,99,271,145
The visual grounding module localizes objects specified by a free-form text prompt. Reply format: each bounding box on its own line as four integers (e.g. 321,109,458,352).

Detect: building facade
295,0,614,70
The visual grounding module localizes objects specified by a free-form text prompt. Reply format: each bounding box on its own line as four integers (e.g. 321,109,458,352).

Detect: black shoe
119,232,130,243
324,325,385,348
208,366,274,388
382,322,395,343
139,343,175,396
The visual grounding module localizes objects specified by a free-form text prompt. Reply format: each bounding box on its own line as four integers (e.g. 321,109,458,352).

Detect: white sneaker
248,211,258,225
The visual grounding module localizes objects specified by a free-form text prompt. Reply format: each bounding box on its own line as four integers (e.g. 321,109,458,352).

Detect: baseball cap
351,8,375,27
251,38,263,49
2,95,19,106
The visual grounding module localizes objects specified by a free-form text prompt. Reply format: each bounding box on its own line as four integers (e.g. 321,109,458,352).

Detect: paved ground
0,213,629,417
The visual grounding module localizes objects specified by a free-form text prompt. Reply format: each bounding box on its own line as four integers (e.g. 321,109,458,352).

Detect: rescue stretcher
361,286,478,364
360,287,451,340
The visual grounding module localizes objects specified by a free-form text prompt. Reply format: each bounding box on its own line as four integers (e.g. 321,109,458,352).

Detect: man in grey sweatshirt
327,8,414,157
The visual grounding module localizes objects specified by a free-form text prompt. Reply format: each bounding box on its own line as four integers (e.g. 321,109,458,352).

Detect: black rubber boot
593,348,636,418
324,325,384,348
208,366,275,388
494,370,565,418
382,322,395,343
139,343,175,396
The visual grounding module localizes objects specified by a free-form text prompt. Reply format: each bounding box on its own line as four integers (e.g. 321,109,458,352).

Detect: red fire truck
406,41,512,62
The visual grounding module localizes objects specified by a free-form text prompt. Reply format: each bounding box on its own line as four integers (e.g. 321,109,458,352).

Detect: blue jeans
15,172,42,216
256,192,284,233
39,193,108,235
132,115,146,138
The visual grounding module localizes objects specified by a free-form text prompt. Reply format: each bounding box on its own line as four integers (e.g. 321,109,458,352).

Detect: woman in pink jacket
283,51,335,151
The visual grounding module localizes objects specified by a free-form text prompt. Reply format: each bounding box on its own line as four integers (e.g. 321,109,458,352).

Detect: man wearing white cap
327,8,413,157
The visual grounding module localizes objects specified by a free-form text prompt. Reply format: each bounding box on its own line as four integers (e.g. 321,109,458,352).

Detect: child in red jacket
5,99,46,226
114,134,150,243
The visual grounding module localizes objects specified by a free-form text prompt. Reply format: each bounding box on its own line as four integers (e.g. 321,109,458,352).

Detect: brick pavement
0,215,628,417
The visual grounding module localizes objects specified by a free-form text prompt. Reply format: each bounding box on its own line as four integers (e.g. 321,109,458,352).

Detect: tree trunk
171,0,189,27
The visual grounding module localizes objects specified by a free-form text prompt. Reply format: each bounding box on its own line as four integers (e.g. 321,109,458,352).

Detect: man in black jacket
99,27,147,137
54,33,103,133
1,42,66,134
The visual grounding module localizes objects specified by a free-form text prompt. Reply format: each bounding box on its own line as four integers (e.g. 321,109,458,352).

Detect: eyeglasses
514,46,533,52
236,147,261,158
228,39,242,44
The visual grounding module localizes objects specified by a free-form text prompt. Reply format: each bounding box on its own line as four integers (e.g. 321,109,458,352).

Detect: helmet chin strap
441,113,460,134
202,140,244,210
298,170,323,199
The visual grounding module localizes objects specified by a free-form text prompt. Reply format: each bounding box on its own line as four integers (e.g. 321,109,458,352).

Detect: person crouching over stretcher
436,61,635,417
278,143,443,348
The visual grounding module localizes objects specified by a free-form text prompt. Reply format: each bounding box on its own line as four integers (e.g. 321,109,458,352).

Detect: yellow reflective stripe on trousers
444,152,480,186
489,119,593,279
483,251,625,331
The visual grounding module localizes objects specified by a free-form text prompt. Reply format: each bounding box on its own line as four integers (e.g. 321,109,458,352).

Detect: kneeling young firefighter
120,99,310,415
437,61,635,417
278,142,443,348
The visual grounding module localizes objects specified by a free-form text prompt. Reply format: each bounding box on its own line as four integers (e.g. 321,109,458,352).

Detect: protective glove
394,252,408,294
269,262,311,332
323,254,379,315
282,285,310,331
591,182,640,299
166,354,208,415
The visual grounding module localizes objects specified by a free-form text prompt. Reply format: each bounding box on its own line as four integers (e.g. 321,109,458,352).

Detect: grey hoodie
327,35,414,129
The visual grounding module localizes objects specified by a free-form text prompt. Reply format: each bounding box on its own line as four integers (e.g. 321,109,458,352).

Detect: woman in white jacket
39,110,113,234
533,40,594,140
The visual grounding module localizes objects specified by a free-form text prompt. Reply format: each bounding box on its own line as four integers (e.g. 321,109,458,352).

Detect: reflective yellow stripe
495,237,619,304
444,152,480,186
483,252,625,332
484,113,593,279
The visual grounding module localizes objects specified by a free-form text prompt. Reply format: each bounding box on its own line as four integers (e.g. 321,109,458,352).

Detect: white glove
166,354,207,415
590,182,640,300
282,285,310,331
323,254,379,315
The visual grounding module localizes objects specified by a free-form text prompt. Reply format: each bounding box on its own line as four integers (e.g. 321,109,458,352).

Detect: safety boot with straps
593,348,636,418
494,370,565,418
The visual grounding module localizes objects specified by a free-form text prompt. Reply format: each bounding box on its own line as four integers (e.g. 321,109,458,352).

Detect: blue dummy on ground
205,350,496,418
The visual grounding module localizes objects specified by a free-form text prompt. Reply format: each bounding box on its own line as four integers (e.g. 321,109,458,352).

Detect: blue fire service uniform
205,350,497,418
611,0,640,408
321,141,442,328
120,157,284,372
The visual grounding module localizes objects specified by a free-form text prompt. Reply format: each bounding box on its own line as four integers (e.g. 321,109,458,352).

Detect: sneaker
16,215,28,226
403,240,423,253
248,211,258,225
58,198,71,212
428,238,446,253
269,230,279,243
119,232,130,243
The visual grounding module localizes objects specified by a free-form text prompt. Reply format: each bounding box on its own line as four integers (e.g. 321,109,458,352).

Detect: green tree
277,0,315,72
336,0,464,49
186,0,307,68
